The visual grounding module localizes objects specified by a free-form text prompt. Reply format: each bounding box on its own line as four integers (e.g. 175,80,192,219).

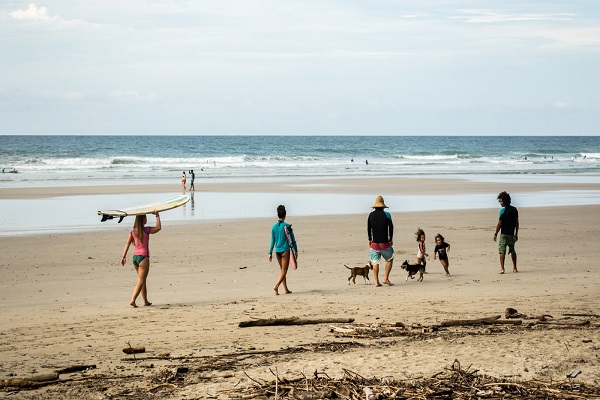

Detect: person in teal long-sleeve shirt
268,205,298,295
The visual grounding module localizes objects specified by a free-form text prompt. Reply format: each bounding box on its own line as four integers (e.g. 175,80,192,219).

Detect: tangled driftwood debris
222,360,600,399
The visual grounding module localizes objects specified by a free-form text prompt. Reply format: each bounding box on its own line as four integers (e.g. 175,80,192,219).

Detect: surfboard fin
100,214,113,222
118,216,125,223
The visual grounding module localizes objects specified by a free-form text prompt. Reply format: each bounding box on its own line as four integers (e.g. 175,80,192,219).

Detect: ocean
1,135,599,187
1,135,599,235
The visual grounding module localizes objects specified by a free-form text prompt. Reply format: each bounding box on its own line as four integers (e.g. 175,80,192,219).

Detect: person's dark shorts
439,254,448,261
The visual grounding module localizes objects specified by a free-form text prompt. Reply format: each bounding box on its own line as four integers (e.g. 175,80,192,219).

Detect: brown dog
345,263,372,285
401,260,425,282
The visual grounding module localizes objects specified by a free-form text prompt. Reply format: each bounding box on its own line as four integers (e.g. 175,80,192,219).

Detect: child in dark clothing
433,233,451,276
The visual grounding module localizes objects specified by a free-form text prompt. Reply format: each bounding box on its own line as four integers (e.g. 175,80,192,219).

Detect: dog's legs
405,274,409,282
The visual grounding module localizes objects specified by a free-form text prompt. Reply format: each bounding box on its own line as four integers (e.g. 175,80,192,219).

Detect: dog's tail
344,264,351,269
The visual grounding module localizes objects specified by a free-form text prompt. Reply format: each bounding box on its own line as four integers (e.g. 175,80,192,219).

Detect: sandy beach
1,177,599,399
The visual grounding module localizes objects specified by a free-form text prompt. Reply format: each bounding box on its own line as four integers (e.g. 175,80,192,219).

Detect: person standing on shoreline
188,169,195,191
268,205,298,295
120,211,161,307
493,191,519,274
367,195,394,287
181,171,187,191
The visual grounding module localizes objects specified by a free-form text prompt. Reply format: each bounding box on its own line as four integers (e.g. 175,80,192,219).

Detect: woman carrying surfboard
268,205,298,295
120,210,161,307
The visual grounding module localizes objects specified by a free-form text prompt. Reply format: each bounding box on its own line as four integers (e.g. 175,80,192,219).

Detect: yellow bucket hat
372,195,388,208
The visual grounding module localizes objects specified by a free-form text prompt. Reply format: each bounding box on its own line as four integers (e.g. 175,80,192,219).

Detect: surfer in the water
268,205,298,295
120,211,162,307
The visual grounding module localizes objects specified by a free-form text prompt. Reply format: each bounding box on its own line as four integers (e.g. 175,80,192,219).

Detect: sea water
1,135,599,187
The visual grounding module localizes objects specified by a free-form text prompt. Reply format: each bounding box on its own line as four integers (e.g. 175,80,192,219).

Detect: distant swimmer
351,158,354,163
365,160,369,165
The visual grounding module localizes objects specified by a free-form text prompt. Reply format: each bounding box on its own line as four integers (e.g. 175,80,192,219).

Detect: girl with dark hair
268,205,298,295
415,228,428,269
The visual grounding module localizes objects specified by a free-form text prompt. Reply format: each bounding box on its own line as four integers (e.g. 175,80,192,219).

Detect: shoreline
2,174,600,199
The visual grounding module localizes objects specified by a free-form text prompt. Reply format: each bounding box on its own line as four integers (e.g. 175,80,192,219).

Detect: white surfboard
97,194,190,223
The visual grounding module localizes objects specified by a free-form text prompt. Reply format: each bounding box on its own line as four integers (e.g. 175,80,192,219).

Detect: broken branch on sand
238,317,355,328
529,320,590,326
438,315,522,327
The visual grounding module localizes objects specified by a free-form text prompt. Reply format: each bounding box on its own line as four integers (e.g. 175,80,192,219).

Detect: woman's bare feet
144,302,152,306
130,302,138,308
383,280,394,286
274,288,279,295
284,290,292,294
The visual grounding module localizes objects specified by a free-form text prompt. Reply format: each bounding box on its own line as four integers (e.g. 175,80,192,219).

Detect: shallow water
2,189,600,236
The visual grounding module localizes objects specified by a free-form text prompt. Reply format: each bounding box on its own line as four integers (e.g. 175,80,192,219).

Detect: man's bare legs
372,262,382,287
499,253,518,274
383,259,394,285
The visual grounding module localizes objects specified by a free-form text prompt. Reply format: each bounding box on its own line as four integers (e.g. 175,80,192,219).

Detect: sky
1,1,599,136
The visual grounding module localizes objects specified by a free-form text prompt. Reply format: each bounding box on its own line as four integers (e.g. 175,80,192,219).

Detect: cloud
40,90,84,101
551,101,568,109
8,3,93,27
110,90,157,104
9,3,56,22
453,9,576,24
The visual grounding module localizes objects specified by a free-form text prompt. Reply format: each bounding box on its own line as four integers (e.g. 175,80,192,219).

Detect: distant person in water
269,205,298,295
493,191,519,274
181,171,186,191
188,170,195,191
365,160,369,165
120,211,161,307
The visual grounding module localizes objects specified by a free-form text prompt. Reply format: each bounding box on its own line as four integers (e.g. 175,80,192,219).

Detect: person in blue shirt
269,205,298,295
493,191,519,274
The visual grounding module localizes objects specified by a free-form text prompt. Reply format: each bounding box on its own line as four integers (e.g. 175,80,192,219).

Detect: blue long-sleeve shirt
269,220,298,254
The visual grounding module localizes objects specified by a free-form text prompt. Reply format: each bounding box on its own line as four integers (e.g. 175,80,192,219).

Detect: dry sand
0,178,599,399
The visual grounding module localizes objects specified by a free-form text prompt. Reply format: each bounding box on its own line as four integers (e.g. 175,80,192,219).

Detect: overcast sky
1,1,599,135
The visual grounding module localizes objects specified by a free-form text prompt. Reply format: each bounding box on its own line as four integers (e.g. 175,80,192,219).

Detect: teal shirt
269,220,297,254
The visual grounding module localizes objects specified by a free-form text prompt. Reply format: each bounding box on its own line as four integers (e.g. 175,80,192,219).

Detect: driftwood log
123,346,146,354
530,320,590,326
563,313,600,318
2,365,97,389
439,315,522,328
239,317,355,328
2,373,59,388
